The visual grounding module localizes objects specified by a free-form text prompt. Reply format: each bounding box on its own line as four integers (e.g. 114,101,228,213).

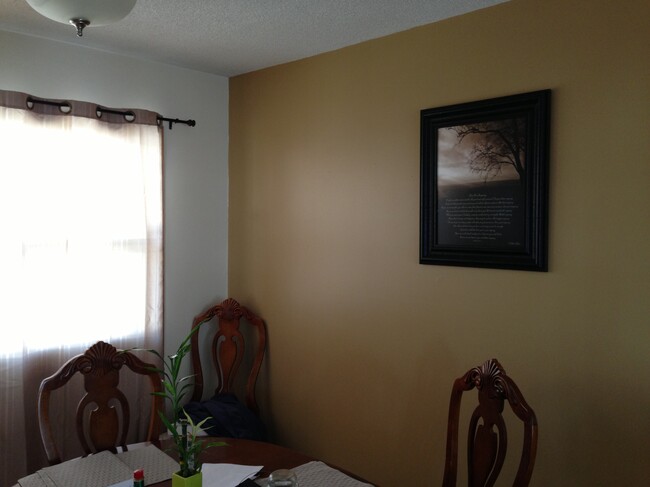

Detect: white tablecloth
256,461,375,487
17,444,179,487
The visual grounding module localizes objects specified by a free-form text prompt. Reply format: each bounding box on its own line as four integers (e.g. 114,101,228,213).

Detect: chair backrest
189,298,267,414
442,359,538,487
38,341,163,465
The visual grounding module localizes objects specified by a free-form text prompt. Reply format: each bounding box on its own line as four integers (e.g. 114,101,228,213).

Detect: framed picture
420,90,551,271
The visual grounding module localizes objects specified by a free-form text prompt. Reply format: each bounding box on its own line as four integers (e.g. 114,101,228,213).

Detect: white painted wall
0,30,229,361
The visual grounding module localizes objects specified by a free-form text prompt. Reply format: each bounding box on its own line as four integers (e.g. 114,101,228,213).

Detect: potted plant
139,325,225,486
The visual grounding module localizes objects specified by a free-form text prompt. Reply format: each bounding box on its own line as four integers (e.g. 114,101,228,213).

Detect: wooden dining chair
441,358,538,487
189,297,267,415
38,341,163,465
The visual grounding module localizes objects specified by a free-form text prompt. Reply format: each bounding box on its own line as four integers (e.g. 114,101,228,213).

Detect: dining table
16,437,376,487
150,437,375,486
151,437,321,486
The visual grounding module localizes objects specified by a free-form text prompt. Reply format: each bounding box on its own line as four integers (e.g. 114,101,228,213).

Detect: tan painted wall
228,0,650,485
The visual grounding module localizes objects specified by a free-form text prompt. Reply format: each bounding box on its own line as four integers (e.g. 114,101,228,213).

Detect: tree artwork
420,89,550,271
451,117,526,184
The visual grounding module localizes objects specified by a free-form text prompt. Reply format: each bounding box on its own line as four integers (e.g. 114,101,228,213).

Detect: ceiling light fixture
24,0,137,37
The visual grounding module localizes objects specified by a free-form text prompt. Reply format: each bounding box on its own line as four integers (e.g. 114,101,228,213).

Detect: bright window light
0,109,162,355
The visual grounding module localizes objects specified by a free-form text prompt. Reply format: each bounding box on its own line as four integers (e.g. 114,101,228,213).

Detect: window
0,102,163,354
0,92,163,485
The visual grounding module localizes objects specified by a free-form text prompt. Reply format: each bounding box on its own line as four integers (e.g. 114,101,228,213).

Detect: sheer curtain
0,90,164,485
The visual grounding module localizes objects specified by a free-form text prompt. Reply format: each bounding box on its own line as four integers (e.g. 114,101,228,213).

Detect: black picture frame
420,90,550,271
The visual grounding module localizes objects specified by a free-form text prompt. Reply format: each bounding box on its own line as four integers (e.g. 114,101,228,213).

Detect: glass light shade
25,0,136,27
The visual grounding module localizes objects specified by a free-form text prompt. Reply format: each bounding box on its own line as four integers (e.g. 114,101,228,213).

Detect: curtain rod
157,116,197,130
25,96,196,129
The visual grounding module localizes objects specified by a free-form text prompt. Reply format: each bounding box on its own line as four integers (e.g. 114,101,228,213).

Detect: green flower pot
172,471,202,487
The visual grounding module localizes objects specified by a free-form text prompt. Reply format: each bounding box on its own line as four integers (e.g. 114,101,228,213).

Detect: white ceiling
0,0,507,77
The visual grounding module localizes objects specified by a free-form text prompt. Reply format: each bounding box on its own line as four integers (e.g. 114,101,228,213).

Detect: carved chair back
38,341,163,465
442,359,538,487
189,298,267,414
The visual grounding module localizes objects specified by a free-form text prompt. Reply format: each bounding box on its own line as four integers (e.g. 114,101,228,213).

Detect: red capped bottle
133,468,145,487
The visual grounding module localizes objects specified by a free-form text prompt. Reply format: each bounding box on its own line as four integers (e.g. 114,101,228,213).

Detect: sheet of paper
201,463,263,487
106,481,132,487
